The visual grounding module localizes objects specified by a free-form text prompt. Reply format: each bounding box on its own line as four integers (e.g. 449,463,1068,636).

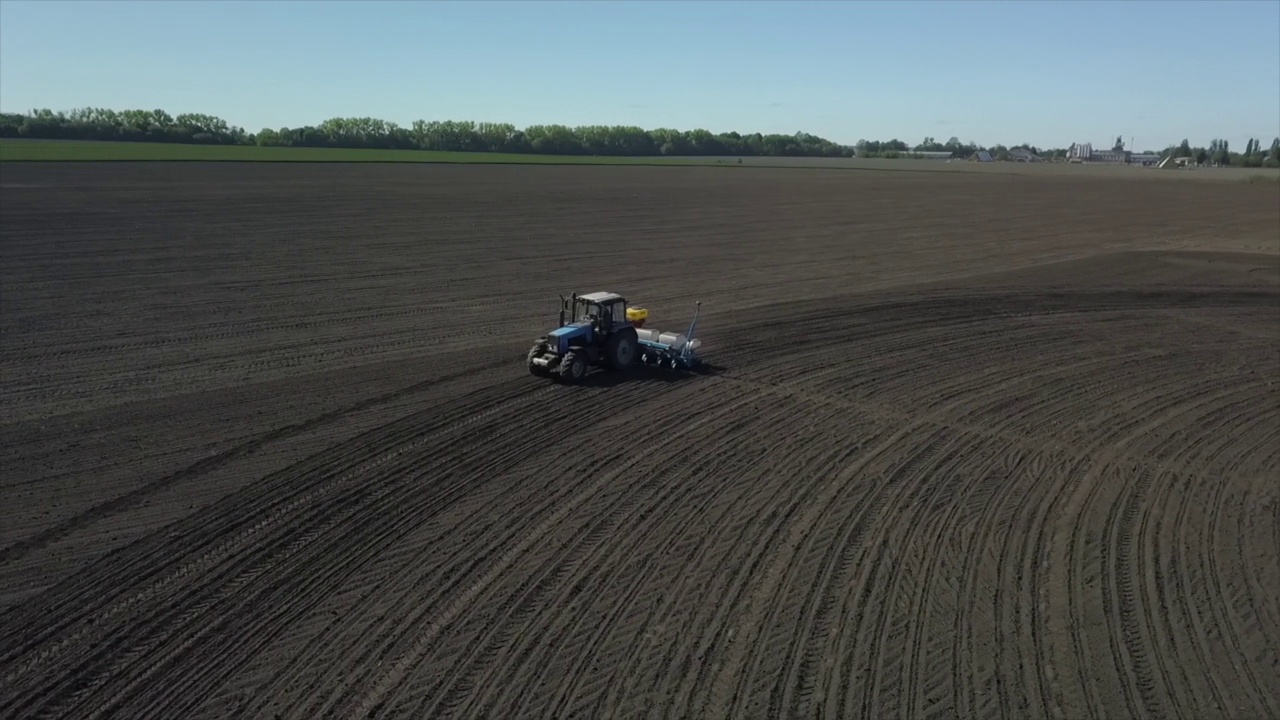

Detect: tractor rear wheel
558,350,586,383
606,327,638,370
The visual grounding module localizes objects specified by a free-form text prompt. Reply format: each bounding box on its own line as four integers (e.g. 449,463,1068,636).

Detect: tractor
527,291,641,382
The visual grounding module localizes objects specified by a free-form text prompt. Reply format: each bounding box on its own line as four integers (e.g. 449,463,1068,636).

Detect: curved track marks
4,272,1278,719
2,163,1278,720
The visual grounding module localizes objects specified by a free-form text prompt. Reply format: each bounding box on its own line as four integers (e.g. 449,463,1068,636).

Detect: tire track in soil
950,454,1030,719
669,405,880,719
344,383,763,720
117,383,620,720
586,418,883,720
503,394,857,719
627,332,888,717
856,328,1158,716
206,453,523,720
645,340,885,707
873,440,1003,720
1102,382,1260,720
1023,451,1094,720
647,425,887,720
0,370,537,656
845,433,989,720
0,349,524,566
429,390,822,719
181,376,680,717
701,322,1029,712
980,349,1218,720
680,289,1269,717
1214,408,1280,717
1136,390,1270,716
1053,353,1245,716
1153,464,1223,716
989,451,1076,720
0,376,557,718
394,389,768,719
168,371,701,712
1202,465,1277,718
1065,373,1253,720
3,322,513,423
225,385,641,720
313,368,742,712
3,297,516,366
819,317,1111,717
524,435,758,719
696,381,957,717
801,426,948,720
576,343,844,712
1232,484,1280,713
910,447,1051,720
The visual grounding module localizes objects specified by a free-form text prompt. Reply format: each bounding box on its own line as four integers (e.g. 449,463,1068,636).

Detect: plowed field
2,162,1278,719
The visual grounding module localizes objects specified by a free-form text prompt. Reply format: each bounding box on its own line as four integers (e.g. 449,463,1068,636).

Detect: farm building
970,151,994,162
1009,148,1041,162
1129,153,1160,166
1068,142,1093,161
1067,142,1130,164
1090,148,1130,163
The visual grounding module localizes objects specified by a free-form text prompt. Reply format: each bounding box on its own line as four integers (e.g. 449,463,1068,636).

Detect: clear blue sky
2,0,1277,151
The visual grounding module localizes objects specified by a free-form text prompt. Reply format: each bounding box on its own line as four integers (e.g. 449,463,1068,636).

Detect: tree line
855,137,1071,160
0,107,855,158
1162,137,1280,168
0,107,1276,166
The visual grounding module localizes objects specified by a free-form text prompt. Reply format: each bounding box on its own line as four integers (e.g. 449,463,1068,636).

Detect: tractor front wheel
558,351,586,383
527,341,549,377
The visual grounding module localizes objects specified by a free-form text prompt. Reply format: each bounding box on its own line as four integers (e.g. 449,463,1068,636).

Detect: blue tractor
527,291,641,383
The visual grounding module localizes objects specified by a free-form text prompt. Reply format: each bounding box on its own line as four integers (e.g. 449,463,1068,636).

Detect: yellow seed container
626,306,649,327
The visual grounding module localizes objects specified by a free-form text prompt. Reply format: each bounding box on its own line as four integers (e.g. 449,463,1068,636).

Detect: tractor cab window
598,301,623,327
579,301,611,325
574,299,625,327
575,301,599,323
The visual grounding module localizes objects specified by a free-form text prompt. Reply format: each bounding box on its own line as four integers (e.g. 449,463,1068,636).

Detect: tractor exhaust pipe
558,294,566,327
570,292,578,322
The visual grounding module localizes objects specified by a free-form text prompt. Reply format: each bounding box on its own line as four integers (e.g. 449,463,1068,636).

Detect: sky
1,0,1277,151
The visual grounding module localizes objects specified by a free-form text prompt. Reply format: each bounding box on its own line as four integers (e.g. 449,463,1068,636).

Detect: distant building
1067,140,1131,164
970,151,994,162
1129,153,1160,166
1068,142,1093,161
1009,148,1041,162
1090,148,1130,163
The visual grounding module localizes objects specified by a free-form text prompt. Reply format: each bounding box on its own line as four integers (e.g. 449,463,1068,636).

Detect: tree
1205,139,1230,165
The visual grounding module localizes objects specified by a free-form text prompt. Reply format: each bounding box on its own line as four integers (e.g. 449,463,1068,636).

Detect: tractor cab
570,291,628,332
